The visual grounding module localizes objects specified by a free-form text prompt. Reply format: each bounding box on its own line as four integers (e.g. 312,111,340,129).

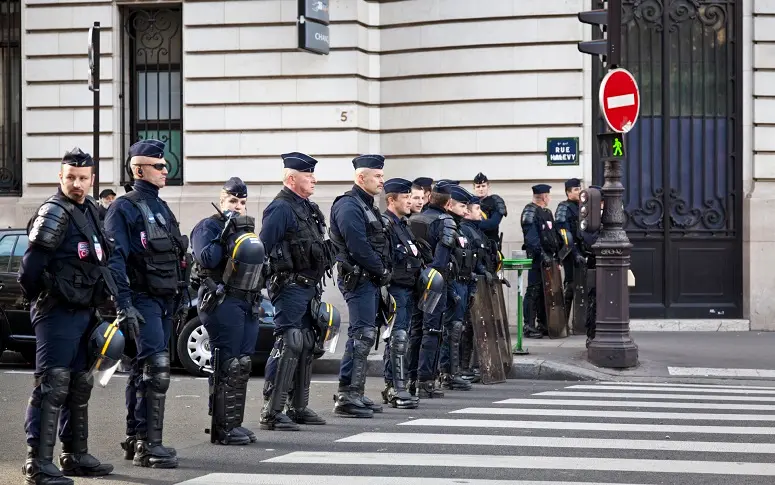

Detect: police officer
259,153,332,430
458,192,493,382
437,185,474,391
191,177,264,445
380,178,423,409
407,180,458,398
580,185,602,347
412,177,433,211
329,154,391,417
473,172,508,248
105,139,189,469
555,178,585,318
97,189,116,222
19,148,115,485
520,184,561,338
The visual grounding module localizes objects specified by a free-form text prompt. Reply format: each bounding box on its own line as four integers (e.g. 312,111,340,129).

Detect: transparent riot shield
572,262,588,335
491,280,513,374
542,261,568,339
469,277,506,384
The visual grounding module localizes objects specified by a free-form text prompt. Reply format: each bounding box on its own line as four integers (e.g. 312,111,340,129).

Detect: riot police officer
581,185,603,346
259,153,333,430
329,155,391,417
191,177,265,445
520,184,561,338
380,178,423,409
473,172,508,248
555,178,585,318
105,139,189,469
412,177,433,211
19,148,115,485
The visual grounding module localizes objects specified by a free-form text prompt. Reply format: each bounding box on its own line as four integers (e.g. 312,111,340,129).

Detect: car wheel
177,316,210,377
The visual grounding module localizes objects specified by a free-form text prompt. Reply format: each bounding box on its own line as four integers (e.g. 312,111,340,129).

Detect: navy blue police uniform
458,194,494,380
19,148,115,485
581,185,602,344
437,185,474,392
104,139,189,469
474,172,508,248
520,184,561,338
329,155,392,417
380,178,423,409
555,178,585,317
191,177,263,445
259,153,333,430
412,177,433,212
406,180,459,398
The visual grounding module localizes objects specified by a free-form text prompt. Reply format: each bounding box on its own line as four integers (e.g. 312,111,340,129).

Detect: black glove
378,268,392,287
483,271,494,285
117,306,145,342
542,253,553,266
216,211,239,244
574,253,586,266
500,278,511,288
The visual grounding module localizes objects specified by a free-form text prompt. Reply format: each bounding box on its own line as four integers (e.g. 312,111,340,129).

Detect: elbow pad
28,202,70,251
440,216,457,248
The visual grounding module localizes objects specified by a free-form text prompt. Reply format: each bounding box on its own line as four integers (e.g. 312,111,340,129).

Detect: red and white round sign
599,68,640,133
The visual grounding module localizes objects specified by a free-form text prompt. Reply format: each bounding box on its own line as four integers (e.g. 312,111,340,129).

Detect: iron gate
120,6,183,185
592,0,743,319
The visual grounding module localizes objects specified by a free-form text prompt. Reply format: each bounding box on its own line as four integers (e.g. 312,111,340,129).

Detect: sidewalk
312,331,775,384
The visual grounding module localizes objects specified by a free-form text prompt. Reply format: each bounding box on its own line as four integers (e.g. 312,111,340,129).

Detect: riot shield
572,262,588,335
542,260,568,338
490,281,513,375
469,277,506,384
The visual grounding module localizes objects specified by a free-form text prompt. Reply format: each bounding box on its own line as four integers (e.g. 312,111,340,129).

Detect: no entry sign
599,68,640,133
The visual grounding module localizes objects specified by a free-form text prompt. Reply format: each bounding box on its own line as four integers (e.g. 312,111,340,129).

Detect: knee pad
144,352,171,394
390,329,408,355
300,327,316,352
68,371,94,406
38,367,71,407
281,328,303,356
353,327,376,356
238,355,252,377
222,357,242,387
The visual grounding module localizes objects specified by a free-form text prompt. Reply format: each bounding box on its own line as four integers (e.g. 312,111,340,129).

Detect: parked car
0,228,276,377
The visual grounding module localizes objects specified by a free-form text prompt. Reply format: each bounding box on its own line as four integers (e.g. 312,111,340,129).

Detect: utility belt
199,277,264,319
224,285,261,303
338,261,382,292
267,271,316,296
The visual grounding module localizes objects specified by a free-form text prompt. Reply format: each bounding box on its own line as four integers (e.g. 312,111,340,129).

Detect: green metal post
513,268,529,355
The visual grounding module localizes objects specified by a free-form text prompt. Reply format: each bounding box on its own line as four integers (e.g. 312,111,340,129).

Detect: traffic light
579,187,603,233
577,0,621,68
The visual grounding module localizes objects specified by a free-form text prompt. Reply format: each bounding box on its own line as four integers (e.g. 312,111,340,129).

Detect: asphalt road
3,359,775,484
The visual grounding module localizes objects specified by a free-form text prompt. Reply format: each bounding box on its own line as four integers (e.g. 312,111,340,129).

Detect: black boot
59,444,113,477
233,356,257,442
387,329,418,408
260,329,303,430
211,357,250,446
133,354,178,468
334,328,378,417
23,447,73,485
121,435,176,460
286,329,326,425
417,379,444,398
442,321,471,391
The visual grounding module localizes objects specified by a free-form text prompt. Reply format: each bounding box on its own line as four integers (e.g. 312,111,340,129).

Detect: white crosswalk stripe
177,380,775,484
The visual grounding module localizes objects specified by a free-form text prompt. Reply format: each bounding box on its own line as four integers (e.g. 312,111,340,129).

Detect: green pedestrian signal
612,137,623,156
597,132,626,160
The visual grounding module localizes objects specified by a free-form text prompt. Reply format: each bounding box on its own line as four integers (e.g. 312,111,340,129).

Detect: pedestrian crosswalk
178,379,775,484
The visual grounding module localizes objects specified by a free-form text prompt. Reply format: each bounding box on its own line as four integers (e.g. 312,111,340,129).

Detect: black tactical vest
407,210,437,264
383,213,423,288
462,221,494,273
534,204,562,256
268,188,332,281
39,194,118,308
123,190,191,298
451,219,474,279
330,189,391,276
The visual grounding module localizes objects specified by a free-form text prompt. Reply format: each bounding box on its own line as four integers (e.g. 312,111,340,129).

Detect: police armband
521,205,537,226
555,203,569,223
440,216,456,248
28,202,70,251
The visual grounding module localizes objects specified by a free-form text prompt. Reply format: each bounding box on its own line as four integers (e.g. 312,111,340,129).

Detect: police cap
433,179,460,193
99,189,116,199
468,194,481,205
589,185,602,190
352,154,385,170
223,176,248,198
412,177,433,189
281,152,318,173
473,172,488,184
448,185,472,203
532,184,552,195
129,139,165,159
383,178,412,194
62,147,94,167
565,178,581,189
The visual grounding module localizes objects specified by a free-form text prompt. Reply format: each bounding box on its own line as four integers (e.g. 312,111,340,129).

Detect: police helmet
311,300,341,355
417,267,445,314
222,230,265,291
87,320,126,387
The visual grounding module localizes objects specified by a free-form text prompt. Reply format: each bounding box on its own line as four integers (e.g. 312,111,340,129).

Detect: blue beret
448,185,472,203
532,184,551,195
565,178,581,189
412,177,433,188
281,152,317,172
62,147,94,167
129,139,165,159
473,172,488,184
383,178,413,194
589,185,602,191
223,176,248,198
352,154,385,170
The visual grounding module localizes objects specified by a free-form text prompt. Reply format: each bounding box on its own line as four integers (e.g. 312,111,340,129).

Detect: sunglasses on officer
136,162,167,171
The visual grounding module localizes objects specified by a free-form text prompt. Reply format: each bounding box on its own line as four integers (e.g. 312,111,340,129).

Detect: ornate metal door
592,0,743,319
120,6,183,185
0,0,20,196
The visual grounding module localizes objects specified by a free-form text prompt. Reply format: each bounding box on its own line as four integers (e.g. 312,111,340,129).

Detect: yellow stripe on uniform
426,268,438,290
231,232,256,259
560,228,569,246
482,212,488,220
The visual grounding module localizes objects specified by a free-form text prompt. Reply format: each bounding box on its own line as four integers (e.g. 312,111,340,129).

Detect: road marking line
452,407,775,421
536,391,775,402
338,432,775,454
263,452,775,476
595,381,775,390
175,474,650,485
607,93,635,109
397,418,775,435
569,384,775,395
668,367,775,378
495,398,775,411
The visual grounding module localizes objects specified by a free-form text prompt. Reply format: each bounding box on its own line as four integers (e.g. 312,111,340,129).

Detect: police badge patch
140,231,148,249
77,241,89,259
